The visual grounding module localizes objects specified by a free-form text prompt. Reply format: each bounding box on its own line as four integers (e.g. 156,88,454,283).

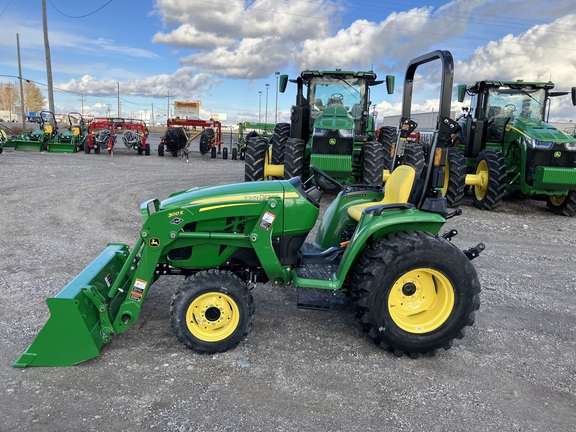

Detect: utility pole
117,82,120,117
17,33,26,129
265,83,270,124
167,91,170,121
151,103,154,126
42,0,55,119
275,71,280,124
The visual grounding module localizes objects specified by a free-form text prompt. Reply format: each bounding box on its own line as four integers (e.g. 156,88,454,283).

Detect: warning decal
129,278,147,302
259,211,276,230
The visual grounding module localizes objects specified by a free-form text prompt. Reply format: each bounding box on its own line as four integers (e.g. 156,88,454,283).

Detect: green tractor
13,51,484,368
8,110,59,152
454,80,576,215
50,112,88,153
244,69,395,189
235,121,276,160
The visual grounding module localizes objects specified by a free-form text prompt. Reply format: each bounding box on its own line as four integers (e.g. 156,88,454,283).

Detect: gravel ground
1,136,575,432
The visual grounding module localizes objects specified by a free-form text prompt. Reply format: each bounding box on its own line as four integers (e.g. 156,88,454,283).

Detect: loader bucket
12,243,132,367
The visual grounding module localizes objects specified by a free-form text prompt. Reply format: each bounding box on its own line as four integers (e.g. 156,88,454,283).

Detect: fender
335,207,445,287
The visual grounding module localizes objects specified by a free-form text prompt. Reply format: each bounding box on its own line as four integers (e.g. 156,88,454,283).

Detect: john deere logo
554,151,561,158
329,138,337,145
149,238,160,247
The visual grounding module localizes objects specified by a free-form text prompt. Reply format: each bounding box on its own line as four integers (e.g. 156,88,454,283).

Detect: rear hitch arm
463,242,485,260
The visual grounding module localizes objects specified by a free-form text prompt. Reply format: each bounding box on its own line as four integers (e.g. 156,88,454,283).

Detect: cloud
55,67,216,99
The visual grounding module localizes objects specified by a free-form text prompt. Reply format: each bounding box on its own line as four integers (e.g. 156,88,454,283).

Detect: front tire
351,231,481,358
283,138,306,180
473,150,506,210
442,148,466,207
271,123,290,165
361,141,384,186
244,136,269,181
546,191,576,216
170,270,254,354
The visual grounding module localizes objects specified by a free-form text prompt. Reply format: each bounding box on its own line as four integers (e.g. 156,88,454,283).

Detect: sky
0,0,575,126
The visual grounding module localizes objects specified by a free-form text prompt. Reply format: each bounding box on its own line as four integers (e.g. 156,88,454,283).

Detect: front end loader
14,50,484,368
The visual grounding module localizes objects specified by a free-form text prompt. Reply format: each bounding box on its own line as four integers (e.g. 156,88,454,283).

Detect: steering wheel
310,165,344,192
330,93,344,101
503,104,516,114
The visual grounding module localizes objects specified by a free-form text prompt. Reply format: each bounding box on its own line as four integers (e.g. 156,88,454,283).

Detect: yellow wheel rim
388,268,455,334
549,195,566,206
186,293,240,342
474,159,489,200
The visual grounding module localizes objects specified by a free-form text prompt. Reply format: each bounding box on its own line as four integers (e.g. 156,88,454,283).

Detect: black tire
546,190,576,216
283,138,306,180
244,136,269,181
271,123,290,165
84,143,91,154
94,144,100,154
378,126,397,170
240,146,246,160
145,143,150,156
222,147,228,160
403,144,426,179
138,147,143,155
172,151,178,157
210,146,217,158
158,144,164,156
361,141,384,186
170,270,255,354
232,147,238,160
351,231,481,358
442,148,466,207
200,128,215,155
473,150,506,210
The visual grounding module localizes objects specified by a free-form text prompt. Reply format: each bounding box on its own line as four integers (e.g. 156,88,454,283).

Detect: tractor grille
312,131,353,155
310,154,352,176
525,145,576,186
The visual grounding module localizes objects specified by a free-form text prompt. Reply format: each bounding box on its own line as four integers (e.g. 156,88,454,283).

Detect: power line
47,0,114,19
0,0,14,18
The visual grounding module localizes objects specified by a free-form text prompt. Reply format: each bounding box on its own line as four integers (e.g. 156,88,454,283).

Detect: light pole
265,83,270,125
258,91,262,123
275,71,280,124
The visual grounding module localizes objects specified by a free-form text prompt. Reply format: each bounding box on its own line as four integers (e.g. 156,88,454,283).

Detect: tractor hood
160,180,289,211
512,117,576,143
314,106,354,131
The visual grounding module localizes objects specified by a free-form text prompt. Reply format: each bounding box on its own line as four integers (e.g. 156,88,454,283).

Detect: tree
0,81,19,111
24,81,45,112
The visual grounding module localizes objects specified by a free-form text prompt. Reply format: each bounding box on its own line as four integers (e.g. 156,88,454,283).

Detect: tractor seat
347,165,416,221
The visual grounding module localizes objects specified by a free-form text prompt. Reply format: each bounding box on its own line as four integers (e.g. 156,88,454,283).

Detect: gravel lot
1,135,575,432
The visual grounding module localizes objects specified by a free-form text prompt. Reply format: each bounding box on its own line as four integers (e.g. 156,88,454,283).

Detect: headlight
338,129,354,138
525,136,553,150
313,128,328,137
564,142,576,151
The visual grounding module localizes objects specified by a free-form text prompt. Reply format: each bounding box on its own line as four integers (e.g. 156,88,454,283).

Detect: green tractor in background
244,69,395,189
235,121,276,160
454,80,576,215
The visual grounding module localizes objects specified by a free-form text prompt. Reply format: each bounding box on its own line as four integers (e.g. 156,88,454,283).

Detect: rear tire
283,138,306,180
442,148,466,207
361,141,384,186
473,150,506,210
232,147,238,160
158,143,164,156
244,136,269,181
546,190,576,216
222,147,228,160
145,143,150,156
170,270,254,354
351,231,481,358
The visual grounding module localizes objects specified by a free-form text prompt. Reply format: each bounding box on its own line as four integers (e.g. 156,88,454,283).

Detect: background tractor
235,121,276,160
244,69,395,189
13,50,484,368
454,80,576,215
86,118,150,155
